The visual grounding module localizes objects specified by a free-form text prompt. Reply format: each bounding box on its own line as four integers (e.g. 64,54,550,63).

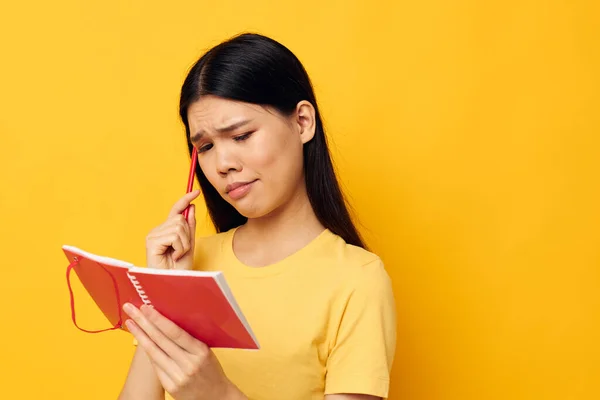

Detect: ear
294,100,316,144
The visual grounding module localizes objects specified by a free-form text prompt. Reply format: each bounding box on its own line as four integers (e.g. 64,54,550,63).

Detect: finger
167,217,192,245
153,364,176,397
133,339,176,392
168,234,186,261
188,204,196,246
146,232,183,259
125,317,183,380
154,366,180,398
149,218,191,248
168,190,201,219
140,303,205,355
127,319,191,394
124,304,195,368
148,214,190,237
147,227,191,261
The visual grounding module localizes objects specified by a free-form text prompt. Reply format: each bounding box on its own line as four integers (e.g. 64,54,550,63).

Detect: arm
117,347,164,400
324,259,397,400
118,191,200,399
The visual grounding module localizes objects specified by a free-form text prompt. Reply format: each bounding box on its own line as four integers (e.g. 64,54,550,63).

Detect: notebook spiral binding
127,273,152,306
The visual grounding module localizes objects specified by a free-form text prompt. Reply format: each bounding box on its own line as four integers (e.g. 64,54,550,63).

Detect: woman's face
187,95,315,219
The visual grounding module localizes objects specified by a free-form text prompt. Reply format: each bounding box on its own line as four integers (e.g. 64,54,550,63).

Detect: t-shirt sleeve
324,258,397,399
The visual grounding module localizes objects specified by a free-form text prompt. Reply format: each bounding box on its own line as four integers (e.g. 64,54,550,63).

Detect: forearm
118,346,164,400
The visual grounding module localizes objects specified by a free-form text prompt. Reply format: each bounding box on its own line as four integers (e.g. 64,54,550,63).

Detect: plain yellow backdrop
0,1,598,399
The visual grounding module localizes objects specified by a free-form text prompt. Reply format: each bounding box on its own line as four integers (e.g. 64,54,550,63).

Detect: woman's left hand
123,303,246,400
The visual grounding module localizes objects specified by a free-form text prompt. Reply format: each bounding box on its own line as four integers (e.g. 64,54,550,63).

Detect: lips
225,180,257,200
225,180,257,193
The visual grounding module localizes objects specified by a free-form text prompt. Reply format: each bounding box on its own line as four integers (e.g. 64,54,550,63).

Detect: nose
215,144,241,176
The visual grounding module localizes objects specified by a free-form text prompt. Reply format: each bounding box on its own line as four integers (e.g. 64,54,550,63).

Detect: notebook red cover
63,245,259,350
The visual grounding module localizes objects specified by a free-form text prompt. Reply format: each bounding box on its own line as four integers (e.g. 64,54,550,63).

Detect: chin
234,206,269,219
231,200,275,220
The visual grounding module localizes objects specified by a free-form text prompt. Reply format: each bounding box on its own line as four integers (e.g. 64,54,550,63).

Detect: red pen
183,147,198,221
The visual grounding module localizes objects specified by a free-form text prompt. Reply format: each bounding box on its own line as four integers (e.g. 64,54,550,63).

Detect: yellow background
0,1,598,399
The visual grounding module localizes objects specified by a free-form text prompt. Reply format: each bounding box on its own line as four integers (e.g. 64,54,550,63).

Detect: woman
118,33,396,400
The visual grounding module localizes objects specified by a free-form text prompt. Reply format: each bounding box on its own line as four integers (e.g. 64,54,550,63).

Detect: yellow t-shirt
165,227,396,400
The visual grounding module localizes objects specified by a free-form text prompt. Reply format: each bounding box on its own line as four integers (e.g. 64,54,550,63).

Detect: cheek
197,158,218,186
251,134,303,182
250,144,280,170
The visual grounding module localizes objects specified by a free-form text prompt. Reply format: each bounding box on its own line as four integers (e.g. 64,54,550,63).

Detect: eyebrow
190,119,252,144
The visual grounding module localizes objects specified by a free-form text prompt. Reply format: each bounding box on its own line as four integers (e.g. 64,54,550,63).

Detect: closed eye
198,143,213,153
234,131,254,141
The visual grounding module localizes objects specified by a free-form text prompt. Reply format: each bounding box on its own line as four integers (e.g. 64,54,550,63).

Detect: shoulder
322,230,389,276
317,230,394,299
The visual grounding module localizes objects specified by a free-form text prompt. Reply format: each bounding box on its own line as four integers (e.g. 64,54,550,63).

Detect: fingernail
123,303,134,313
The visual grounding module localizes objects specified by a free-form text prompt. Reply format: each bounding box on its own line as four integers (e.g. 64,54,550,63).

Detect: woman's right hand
145,190,201,270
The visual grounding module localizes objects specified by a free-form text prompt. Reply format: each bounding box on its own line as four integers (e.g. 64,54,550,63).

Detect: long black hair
179,33,366,249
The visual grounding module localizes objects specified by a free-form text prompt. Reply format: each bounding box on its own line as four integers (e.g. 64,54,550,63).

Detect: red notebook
63,245,259,350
